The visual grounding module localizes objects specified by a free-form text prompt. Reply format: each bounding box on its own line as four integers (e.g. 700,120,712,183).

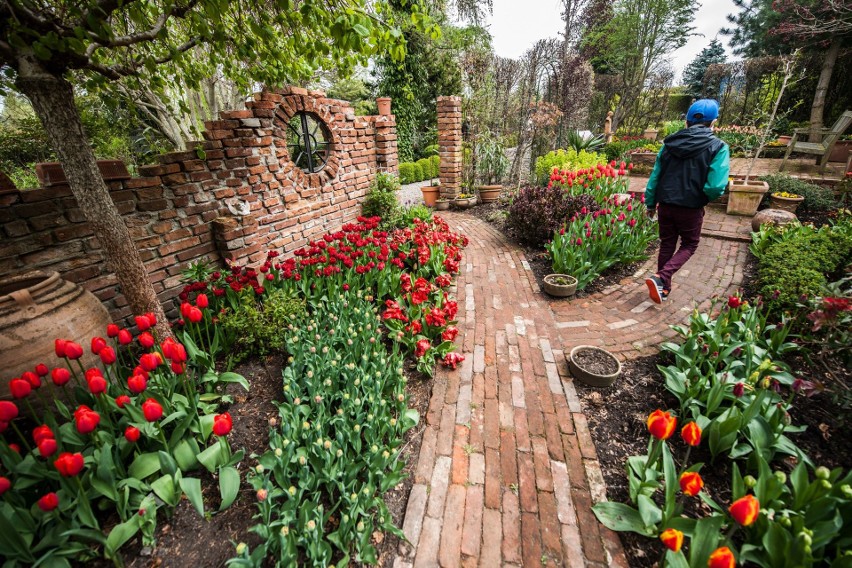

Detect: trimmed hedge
398,157,440,185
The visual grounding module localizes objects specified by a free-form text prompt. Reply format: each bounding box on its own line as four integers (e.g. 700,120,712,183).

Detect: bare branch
85,11,169,58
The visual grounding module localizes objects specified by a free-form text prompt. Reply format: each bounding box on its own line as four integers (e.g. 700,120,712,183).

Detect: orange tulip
729,494,760,526
679,471,704,496
660,528,683,553
681,422,702,446
708,546,736,568
647,409,677,440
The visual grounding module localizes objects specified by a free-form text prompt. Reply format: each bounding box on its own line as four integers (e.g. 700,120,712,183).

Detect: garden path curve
397,209,750,568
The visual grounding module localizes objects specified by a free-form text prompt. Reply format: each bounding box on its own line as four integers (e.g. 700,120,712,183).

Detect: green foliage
662,121,685,138
756,219,852,313
759,174,838,212
601,137,650,163
416,158,434,181
682,39,727,97
430,155,440,178
398,204,433,226
565,130,605,153
534,148,606,185
218,288,305,365
398,163,416,184
412,162,424,182
475,130,509,185
362,173,402,225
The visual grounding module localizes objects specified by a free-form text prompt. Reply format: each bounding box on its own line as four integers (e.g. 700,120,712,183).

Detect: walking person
644,99,730,304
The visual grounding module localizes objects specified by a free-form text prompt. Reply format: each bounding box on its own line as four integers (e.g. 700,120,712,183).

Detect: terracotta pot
421,185,440,207
477,185,502,203
434,199,450,211
35,160,131,187
726,179,769,216
776,135,792,145
542,274,577,297
769,194,804,214
829,140,851,163
0,271,111,400
376,97,392,116
567,345,622,388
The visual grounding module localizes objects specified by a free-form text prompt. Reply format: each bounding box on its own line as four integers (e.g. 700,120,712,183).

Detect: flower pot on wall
376,97,392,116
0,271,111,400
35,160,130,187
421,185,440,207
726,179,769,216
477,185,502,203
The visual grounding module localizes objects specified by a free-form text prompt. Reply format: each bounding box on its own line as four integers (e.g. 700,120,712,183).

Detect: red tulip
8,443,20,453
74,405,100,434
144,312,157,327
87,374,108,395
37,492,59,512
9,378,31,399
21,371,41,389
180,302,193,318
33,424,54,445
171,361,186,375
188,307,203,323
708,546,736,568
0,476,10,495
55,339,67,358
659,528,683,553
196,294,209,308
38,438,58,458
118,329,133,345
415,339,431,358
733,382,744,397
213,412,233,436
124,426,141,443
729,494,760,526
99,346,117,365
35,363,49,376
84,368,102,381
115,395,131,408
127,374,148,394
138,332,155,349
91,336,107,354
0,401,18,422
679,471,704,496
139,353,161,372
727,295,743,309
142,398,164,422
647,410,677,440
135,315,152,331
106,323,120,338
54,452,84,477
681,422,702,446
51,367,71,386
64,341,84,360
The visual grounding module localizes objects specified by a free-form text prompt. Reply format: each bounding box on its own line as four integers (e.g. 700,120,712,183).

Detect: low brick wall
0,87,398,324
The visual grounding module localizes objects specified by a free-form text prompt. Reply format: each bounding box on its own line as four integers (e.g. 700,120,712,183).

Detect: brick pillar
437,96,462,199
374,115,399,174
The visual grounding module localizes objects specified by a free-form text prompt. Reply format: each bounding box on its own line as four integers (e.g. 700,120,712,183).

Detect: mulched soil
572,347,620,375
91,352,433,568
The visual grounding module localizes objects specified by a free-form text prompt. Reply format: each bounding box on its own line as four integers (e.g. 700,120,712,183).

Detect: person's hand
645,206,656,218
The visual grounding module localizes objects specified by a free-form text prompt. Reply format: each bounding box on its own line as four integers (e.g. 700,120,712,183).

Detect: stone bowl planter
542,274,578,297
769,193,804,214
454,196,475,209
434,198,450,211
567,345,622,388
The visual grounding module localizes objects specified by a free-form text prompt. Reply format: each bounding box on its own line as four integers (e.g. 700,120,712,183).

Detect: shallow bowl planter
769,194,804,214
726,179,768,216
454,197,475,209
434,198,450,211
542,274,578,297
568,345,622,388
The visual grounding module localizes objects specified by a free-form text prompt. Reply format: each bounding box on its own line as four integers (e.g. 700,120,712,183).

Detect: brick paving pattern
397,209,750,567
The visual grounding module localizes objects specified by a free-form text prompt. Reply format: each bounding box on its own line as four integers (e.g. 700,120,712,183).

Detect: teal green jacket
644,143,730,209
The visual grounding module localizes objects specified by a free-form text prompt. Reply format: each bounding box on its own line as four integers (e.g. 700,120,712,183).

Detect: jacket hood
662,125,719,159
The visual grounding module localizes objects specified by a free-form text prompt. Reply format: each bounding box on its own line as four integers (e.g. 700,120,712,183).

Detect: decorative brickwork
437,96,462,199
0,87,396,325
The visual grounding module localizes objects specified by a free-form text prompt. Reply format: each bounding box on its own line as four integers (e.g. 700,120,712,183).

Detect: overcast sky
483,0,739,82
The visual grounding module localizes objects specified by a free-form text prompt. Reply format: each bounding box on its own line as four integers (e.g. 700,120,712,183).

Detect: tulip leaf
197,441,227,473
158,450,178,477
592,502,654,536
151,474,180,507
218,466,240,511
90,476,118,501
637,494,661,530
179,477,205,517
665,550,689,568
403,408,419,427
104,517,140,558
173,438,200,472
0,507,35,559
688,516,724,566
217,372,250,391
129,452,161,480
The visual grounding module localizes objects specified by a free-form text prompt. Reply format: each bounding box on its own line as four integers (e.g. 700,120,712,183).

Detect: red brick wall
0,87,397,324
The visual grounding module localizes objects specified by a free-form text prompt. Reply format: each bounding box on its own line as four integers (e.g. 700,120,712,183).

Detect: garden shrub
422,144,439,157
416,158,433,180
361,173,401,225
760,173,837,212
601,137,647,163
533,148,604,185
397,204,433,227
411,162,424,183
218,288,305,364
506,186,599,247
398,163,415,185
430,155,440,179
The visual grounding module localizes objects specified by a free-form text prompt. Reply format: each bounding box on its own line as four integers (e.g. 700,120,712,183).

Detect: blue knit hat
686,99,719,123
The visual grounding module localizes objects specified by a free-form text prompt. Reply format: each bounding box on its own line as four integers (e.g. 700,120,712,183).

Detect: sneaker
661,288,670,302
645,275,665,304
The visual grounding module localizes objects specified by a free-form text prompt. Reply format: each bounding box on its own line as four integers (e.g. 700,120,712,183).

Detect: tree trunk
16,56,170,337
809,38,840,142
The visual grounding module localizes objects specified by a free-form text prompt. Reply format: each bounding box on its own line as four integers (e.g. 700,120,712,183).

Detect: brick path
397,209,750,567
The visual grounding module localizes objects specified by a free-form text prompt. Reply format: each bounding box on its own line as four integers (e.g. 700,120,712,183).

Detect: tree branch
85,11,170,58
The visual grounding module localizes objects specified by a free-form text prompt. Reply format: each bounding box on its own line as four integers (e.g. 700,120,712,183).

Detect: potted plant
434,198,450,211
475,130,508,203
769,191,804,213
542,274,578,297
454,192,476,209
642,125,659,141
421,178,440,207
567,345,622,387
829,135,852,163
728,53,798,216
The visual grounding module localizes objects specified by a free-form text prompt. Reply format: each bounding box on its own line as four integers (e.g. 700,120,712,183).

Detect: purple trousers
656,203,705,290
